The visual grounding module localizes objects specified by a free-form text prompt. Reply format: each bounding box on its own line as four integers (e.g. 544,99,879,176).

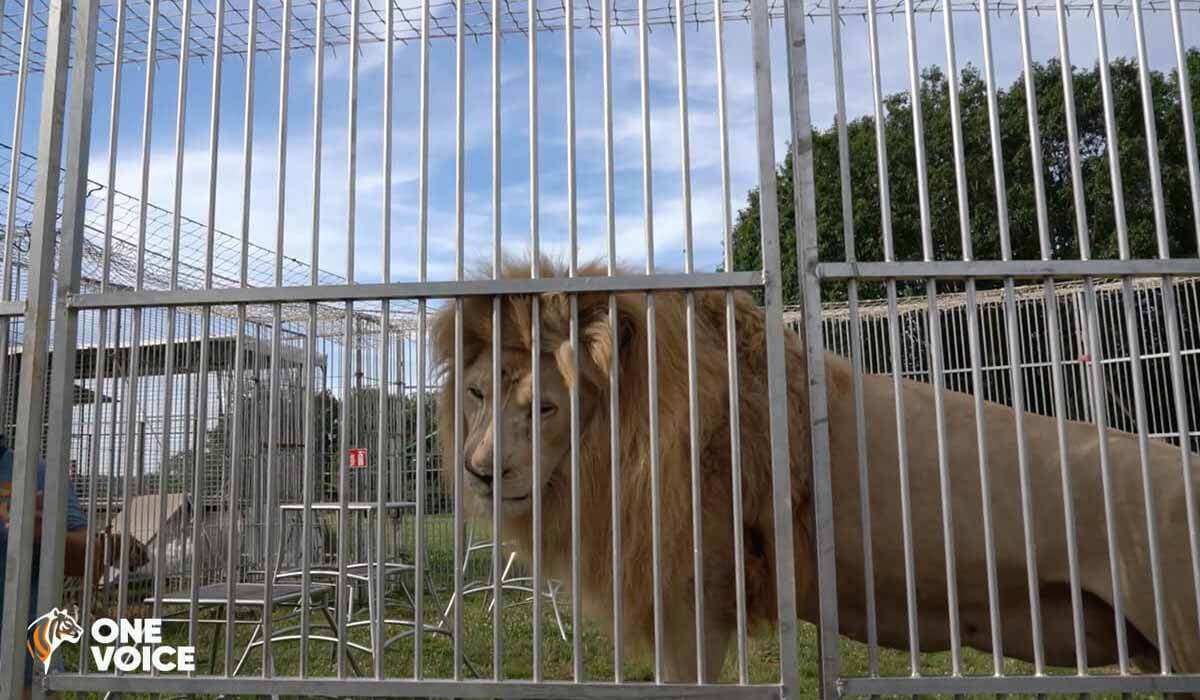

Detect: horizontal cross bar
816,260,1200,280
46,675,782,698
0,301,25,317
66,272,766,310
840,673,1200,696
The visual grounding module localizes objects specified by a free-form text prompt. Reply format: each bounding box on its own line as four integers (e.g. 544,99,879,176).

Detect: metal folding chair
439,521,570,641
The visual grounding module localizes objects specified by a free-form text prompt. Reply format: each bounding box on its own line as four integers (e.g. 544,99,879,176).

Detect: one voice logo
27,608,196,673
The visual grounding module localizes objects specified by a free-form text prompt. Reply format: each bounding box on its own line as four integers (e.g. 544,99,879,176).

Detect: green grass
53,516,1155,699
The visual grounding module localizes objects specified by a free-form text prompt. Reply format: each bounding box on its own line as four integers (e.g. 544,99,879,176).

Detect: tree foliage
731,51,1200,304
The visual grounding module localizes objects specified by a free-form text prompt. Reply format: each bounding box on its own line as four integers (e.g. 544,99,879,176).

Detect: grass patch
53,515,1153,699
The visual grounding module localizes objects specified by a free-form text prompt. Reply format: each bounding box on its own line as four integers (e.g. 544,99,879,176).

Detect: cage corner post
782,0,842,696
34,0,102,696
0,0,79,696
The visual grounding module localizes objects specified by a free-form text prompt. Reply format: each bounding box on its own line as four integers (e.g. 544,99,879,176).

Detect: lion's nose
465,460,493,487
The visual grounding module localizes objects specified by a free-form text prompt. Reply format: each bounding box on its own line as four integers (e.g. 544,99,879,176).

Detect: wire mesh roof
0,142,420,336
2,0,1198,77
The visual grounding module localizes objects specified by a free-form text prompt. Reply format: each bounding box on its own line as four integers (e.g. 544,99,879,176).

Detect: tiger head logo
26,607,82,673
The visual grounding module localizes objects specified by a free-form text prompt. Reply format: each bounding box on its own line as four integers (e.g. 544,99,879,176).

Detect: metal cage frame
0,0,1197,697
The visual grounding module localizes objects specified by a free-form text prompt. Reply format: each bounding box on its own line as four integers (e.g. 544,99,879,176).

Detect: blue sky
0,2,1195,289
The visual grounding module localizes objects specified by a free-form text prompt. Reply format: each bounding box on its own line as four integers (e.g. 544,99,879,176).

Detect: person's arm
61,480,99,581
63,527,100,580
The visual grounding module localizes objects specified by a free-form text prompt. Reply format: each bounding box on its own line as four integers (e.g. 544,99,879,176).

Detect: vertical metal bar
1136,284,1166,432
128,0,168,644
452,0,466,680
1017,303,1038,415
564,0,584,683
415,0,431,678
634,0,663,680
300,0,327,675
490,0,504,676
79,0,126,670
335,320,350,676
296,311,313,681
600,0,623,679
414,312,427,680
338,0,361,679
376,0,394,679
1099,0,1171,672
1167,0,1200,637
671,0,706,681
147,133,169,649
940,0,1002,674
529,0,544,681
1131,0,1191,667
103,312,124,614
0,0,35,405
1170,0,1200,249
775,0,812,697
33,0,100,696
828,0,877,680
0,0,23,406
159,0,202,655
264,0,291,674
978,0,1046,670
713,0,746,681
1021,0,1086,671
0,0,73,690
196,0,234,675
79,311,107,672
871,314,885,377
900,0,962,672
864,0,920,673
225,0,255,672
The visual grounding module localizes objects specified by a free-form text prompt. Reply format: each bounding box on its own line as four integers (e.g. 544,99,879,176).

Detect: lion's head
431,257,638,520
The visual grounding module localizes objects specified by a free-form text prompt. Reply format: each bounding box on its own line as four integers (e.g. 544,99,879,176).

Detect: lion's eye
540,403,557,417
468,386,484,400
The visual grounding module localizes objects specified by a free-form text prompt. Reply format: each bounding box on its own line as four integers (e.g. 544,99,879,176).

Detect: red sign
349,448,368,469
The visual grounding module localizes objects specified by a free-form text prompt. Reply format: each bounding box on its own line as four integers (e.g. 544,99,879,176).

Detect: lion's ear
575,305,636,383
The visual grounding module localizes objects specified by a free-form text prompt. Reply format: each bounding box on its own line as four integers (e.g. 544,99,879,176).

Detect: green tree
731,51,1200,304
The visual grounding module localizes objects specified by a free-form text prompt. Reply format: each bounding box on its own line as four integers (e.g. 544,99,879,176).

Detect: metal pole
775,0,811,696
0,0,74,692
33,0,100,697
490,0,505,675
713,0,747,681
828,0,878,679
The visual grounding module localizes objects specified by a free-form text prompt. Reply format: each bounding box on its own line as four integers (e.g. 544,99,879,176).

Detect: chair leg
231,622,262,677
439,589,458,629
500,550,518,581
487,550,521,614
422,557,443,631
317,604,363,677
548,583,568,642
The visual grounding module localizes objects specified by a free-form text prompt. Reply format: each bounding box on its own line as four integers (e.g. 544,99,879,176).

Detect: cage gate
793,0,1200,693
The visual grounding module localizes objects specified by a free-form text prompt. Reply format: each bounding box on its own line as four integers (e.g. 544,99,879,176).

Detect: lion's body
830,356,1200,674
433,258,1200,682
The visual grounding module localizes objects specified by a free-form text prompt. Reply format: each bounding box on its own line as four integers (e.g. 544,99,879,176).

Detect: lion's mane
431,256,816,651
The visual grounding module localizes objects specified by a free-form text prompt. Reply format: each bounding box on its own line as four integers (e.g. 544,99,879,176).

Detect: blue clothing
0,446,87,687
